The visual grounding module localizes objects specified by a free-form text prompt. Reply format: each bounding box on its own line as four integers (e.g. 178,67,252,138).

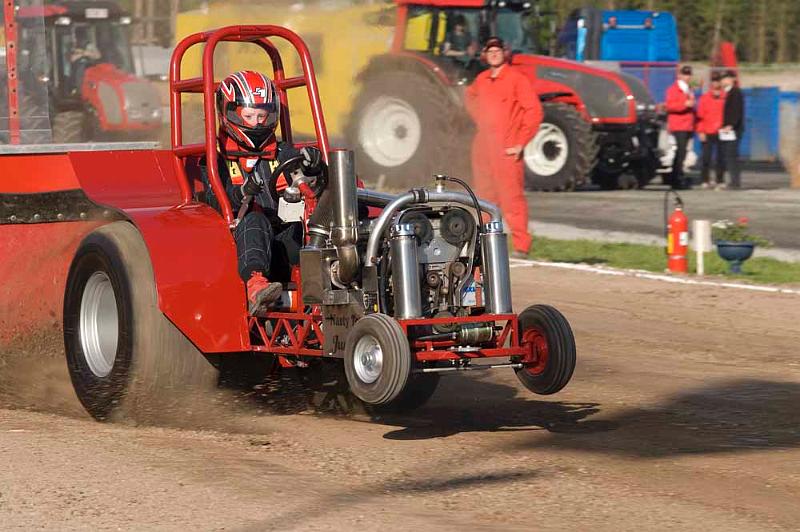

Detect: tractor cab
400,0,544,81
23,3,136,104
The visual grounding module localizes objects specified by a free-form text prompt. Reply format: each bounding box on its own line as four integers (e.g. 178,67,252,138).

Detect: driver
203,70,323,314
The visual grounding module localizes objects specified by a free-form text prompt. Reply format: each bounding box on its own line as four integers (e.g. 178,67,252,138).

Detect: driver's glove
240,176,263,197
299,146,324,177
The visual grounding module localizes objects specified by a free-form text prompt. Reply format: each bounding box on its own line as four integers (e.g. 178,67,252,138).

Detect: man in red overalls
465,37,542,258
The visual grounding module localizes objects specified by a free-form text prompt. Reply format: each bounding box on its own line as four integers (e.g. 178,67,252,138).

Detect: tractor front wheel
344,313,411,405
52,111,86,144
514,304,576,395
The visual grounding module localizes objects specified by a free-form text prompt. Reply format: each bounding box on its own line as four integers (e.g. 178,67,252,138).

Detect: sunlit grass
527,237,800,285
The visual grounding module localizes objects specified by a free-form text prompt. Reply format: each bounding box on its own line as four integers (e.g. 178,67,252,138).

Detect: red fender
68,149,250,353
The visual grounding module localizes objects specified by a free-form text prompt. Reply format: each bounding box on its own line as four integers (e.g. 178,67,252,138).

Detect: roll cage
169,25,331,226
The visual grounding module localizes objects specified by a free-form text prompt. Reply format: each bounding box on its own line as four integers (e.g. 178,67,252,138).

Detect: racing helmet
216,70,280,151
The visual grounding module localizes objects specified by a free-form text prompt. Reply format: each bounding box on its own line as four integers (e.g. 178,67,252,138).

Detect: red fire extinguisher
665,191,688,273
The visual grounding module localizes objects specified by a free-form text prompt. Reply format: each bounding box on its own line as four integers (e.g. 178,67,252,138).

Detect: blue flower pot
715,240,755,274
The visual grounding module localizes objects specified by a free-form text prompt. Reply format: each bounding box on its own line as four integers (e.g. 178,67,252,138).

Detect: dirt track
1,265,799,531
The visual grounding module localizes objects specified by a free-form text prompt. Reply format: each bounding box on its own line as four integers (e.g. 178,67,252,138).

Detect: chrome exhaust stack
328,150,359,284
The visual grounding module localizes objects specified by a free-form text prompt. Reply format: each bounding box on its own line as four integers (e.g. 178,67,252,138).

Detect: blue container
741,87,780,161
716,241,755,274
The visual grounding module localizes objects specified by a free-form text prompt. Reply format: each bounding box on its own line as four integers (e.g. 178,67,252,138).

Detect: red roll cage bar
169,25,331,226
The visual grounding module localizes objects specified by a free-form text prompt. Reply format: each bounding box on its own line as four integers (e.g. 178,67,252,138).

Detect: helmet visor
225,102,280,132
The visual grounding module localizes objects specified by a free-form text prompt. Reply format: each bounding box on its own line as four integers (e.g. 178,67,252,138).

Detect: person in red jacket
695,71,726,189
465,37,542,258
664,65,696,190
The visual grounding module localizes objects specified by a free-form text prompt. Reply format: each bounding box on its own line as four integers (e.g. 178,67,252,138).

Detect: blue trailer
556,8,679,102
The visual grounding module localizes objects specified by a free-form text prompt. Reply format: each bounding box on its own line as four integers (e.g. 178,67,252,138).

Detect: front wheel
344,313,411,405
514,304,576,395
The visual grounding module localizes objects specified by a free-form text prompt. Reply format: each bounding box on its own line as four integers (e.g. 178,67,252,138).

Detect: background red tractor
346,0,660,190
2,1,162,143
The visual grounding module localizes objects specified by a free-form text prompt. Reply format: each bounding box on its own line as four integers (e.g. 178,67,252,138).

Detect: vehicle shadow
378,375,800,458
232,366,800,458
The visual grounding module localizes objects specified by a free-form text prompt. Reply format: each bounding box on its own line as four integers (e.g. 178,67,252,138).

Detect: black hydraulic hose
441,175,484,233
440,175,484,306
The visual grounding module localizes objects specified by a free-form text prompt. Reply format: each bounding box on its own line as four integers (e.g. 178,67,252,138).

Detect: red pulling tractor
1,23,576,419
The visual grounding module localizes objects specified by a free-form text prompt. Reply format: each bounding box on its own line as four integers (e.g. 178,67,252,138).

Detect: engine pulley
399,211,434,245
440,208,476,247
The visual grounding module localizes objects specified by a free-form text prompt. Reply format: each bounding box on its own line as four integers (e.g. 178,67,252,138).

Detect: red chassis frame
169,26,533,368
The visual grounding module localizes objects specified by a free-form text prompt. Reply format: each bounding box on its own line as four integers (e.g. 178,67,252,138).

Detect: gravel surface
1,265,799,530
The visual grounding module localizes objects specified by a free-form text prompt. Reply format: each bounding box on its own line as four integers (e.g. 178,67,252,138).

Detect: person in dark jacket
719,70,745,189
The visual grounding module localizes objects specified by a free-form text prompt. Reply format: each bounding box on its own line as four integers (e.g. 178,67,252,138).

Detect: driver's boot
247,271,283,315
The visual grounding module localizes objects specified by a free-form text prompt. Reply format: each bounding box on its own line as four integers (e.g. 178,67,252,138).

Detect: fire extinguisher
664,191,688,273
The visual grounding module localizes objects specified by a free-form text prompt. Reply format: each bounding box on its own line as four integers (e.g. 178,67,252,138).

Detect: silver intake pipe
364,189,501,266
391,224,422,318
329,150,359,283
480,221,513,314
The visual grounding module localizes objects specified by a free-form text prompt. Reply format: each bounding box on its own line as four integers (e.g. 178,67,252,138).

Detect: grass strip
528,236,800,285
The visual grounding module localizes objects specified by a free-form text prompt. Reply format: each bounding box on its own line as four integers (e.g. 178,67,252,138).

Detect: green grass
528,237,800,286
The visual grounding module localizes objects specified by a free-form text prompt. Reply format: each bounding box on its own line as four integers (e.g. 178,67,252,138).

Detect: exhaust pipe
327,150,359,284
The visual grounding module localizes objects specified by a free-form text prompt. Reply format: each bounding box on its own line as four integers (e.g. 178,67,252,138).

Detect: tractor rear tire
514,304,576,395
63,221,217,421
524,103,597,191
347,71,469,189
344,313,411,405
52,111,85,144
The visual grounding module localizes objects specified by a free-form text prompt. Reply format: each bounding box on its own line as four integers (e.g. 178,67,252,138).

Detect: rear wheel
347,71,469,188
63,222,217,421
524,103,597,191
52,111,85,143
514,304,576,395
344,313,411,405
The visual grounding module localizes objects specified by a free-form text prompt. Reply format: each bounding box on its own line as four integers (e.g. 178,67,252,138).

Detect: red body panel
0,150,249,353
68,150,250,353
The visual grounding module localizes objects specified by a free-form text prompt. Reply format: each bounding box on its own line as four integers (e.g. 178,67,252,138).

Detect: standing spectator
720,70,745,190
695,71,726,189
665,65,696,189
465,37,542,258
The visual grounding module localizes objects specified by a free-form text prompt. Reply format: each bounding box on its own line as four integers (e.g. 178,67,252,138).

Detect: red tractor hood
511,54,637,124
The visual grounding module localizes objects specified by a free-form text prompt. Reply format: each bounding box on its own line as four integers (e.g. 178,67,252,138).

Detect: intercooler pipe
363,189,502,266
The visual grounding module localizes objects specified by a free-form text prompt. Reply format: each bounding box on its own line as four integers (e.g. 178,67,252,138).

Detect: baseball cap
483,36,505,51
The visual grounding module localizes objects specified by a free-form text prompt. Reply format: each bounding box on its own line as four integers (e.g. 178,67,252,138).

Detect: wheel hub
520,329,549,376
524,123,569,177
358,96,421,168
353,335,384,384
79,271,119,378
